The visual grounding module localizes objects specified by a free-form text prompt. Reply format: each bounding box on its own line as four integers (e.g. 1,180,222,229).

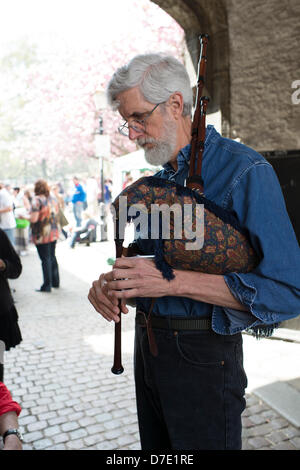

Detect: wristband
3,428,23,443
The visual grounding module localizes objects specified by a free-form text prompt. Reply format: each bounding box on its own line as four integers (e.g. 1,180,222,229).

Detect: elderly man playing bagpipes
88,37,300,450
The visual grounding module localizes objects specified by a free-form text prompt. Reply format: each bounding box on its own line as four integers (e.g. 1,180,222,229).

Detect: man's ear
168,92,184,119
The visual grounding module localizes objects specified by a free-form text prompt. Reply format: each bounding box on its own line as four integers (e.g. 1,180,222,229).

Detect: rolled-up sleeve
212,162,300,335
0,382,21,417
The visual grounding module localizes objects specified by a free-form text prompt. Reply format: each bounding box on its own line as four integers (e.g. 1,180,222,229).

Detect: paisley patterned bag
112,175,258,280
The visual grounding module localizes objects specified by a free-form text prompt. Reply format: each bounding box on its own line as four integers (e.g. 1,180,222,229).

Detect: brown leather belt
136,311,211,331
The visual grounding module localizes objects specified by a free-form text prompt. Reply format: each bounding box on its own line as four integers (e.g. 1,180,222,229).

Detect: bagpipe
110,35,258,374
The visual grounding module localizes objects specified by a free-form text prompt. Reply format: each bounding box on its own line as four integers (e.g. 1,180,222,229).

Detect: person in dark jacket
0,229,22,382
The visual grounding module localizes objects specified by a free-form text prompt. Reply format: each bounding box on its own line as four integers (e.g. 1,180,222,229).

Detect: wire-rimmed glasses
118,102,162,137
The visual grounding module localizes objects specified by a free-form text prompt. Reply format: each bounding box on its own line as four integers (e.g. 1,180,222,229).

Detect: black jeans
36,241,59,291
134,323,247,450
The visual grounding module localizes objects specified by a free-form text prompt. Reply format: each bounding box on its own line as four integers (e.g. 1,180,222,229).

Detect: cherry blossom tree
0,0,185,181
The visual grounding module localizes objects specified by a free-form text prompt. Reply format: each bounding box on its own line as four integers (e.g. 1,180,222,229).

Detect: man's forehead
116,87,153,118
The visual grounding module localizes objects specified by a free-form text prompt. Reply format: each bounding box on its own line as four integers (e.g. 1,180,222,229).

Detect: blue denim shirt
136,125,300,335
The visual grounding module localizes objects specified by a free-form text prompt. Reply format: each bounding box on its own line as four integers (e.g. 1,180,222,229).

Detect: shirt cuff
223,272,280,325
224,272,257,311
0,402,22,417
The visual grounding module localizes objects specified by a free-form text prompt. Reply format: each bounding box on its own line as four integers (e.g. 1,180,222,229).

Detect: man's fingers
88,289,114,321
114,257,137,269
106,278,141,292
88,280,121,322
120,300,129,314
108,288,139,300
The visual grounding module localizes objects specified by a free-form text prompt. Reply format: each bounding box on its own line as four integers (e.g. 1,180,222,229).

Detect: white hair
107,53,193,117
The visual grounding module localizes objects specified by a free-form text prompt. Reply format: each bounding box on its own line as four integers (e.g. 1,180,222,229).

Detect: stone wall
227,0,300,151
152,0,300,330
152,0,300,151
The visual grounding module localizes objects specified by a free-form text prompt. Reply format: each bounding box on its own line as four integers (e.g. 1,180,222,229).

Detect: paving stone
38,410,57,421
25,430,44,443
122,414,138,425
49,402,66,411
123,423,139,434
61,421,80,432
96,440,119,450
78,416,97,427
53,393,71,403
112,408,130,419
66,439,85,450
248,414,269,425
27,420,48,432
48,415,69,426
4,243,300,452
103,419,122,430
22,443,35,450
261,409,278,419
69,428,88,440
248,437,271,449
52,433,69,444
104,428,123,440
19,414,38,426
46,444,68,450
127,442,141,450
242,440,255,450
84,434,105,447
117,433,139,447
94,412,112,423
243,422,274,438
44,425,61,437
291,436,300,449
86,423,106,435
30,405,49,415
271,441,298,450
282,426,300,439
33,438,54,450
266,430,290,445
270,417,289,430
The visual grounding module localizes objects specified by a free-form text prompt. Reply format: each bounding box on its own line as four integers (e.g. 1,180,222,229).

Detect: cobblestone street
3,237,300,451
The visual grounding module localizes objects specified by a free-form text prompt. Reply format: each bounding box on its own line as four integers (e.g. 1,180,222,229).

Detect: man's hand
104,257,176,302
88,258,176,323
88,272,129,323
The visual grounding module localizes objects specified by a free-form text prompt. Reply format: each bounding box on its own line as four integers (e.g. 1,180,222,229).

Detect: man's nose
128,126,144,141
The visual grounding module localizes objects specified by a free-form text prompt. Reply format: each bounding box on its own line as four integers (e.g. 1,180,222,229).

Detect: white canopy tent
112,149,160,199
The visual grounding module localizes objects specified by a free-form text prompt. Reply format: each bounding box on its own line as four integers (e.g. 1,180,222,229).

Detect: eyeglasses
118,102,162,137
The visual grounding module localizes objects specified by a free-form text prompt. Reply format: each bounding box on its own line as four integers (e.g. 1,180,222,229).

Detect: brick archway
152,0,231,137
152,0,300,153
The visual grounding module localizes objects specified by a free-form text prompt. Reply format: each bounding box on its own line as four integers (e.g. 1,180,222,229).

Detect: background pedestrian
29,179,60,293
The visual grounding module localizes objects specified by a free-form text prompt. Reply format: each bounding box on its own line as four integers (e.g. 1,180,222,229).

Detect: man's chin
144,150,171,167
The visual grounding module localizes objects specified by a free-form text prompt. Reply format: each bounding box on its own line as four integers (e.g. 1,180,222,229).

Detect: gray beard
137,121,177,167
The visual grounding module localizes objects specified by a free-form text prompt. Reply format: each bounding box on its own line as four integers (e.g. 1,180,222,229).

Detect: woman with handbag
51,184,69,239
30,180,60,293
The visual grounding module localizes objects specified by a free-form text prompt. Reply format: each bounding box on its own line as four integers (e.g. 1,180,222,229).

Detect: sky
0,0,189,169
0,0,173,49
1,0,129,39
